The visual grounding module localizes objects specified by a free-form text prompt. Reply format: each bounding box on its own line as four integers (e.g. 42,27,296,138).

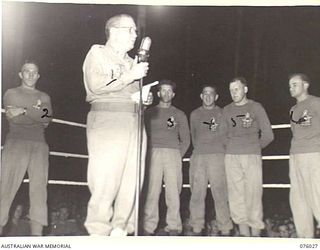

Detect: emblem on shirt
33,99,42,110
203,117,218,132
241,112,253,128
290,109,312,127
167,116,177,129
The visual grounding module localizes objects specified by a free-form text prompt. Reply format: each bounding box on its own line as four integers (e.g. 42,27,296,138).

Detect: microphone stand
134,75,144,236
133,44,150,236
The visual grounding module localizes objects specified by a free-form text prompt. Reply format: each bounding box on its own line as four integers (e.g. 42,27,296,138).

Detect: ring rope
1,109,290,129
21,179,291,189
49,151,88,159
1,108,86,128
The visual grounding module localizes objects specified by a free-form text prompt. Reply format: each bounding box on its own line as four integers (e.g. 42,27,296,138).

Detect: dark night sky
2,2,320,185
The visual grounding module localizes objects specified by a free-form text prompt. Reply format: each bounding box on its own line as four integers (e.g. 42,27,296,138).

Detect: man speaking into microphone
82,14,151,236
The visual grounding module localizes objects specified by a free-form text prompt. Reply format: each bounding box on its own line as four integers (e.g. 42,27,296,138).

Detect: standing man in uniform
288,73,320,238
0,60,52,236
187,85,233,236
222,77,274,237
82,14,150,236
142,80,190,236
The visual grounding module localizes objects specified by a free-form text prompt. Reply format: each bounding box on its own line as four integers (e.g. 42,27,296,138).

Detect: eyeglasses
113,26,138,35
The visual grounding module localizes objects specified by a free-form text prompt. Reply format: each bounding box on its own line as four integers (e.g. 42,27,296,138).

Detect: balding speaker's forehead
106,14,136,30
117,16,136,27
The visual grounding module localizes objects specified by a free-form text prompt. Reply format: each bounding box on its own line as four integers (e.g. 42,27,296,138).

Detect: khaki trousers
85,110,146,235
289,153,320,238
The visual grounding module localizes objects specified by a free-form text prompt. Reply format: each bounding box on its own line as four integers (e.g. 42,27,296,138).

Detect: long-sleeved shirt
82,43,139,104
3,86,52,142
290,95,320,154
190,106,225,154
222,99,274,154
145,105,190,157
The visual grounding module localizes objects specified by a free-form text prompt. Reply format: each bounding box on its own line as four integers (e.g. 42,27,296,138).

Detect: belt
91,102,138,113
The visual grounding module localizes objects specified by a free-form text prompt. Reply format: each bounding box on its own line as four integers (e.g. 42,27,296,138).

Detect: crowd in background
2,188,319,238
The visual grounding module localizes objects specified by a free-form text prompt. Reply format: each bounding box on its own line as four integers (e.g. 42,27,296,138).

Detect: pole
134,77,144,236
234,8,243,76
134,5,147,237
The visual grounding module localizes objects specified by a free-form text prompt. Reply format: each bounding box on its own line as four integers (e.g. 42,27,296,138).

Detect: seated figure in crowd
48,205,81,236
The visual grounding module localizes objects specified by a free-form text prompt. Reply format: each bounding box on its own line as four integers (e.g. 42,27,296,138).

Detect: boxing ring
1,109,291,189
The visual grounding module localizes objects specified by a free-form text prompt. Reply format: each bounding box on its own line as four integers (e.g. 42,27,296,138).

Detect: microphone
137,37,152,63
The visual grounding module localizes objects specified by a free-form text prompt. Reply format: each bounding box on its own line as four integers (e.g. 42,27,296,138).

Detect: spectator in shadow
48,204,80,236
278,223,290,238
5,204,30,236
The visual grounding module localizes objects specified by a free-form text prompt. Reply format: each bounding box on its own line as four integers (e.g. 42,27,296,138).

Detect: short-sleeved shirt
82,43,139,103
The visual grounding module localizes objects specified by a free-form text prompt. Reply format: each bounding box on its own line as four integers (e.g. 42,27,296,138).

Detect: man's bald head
105,14,135,39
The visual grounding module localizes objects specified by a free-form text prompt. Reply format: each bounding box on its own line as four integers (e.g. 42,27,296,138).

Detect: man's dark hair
289,73,310,84
201,84,218,94
21,59,40,71
158,79,177,91
230,76,247,87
